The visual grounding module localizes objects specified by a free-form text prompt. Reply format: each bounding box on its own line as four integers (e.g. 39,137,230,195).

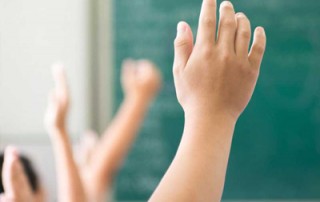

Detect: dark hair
0,152,39,193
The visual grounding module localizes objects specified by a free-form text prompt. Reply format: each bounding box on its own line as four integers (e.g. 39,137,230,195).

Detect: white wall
0,0,91,142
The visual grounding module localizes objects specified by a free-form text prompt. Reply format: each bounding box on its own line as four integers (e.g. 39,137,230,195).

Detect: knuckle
247,67,259,77
236,12,249,22
174,37,189,48
253,44,265,55
202,16,215,27
201,45,213,59
221,18,236,28
239,30,251,40
172,65,180,76
235,60,246,69
220,52,233,63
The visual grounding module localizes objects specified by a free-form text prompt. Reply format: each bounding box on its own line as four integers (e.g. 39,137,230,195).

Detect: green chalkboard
113,0,320,200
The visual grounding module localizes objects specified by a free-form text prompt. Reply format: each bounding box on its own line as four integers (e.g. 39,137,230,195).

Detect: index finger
196,0,217,45
52,64,69,97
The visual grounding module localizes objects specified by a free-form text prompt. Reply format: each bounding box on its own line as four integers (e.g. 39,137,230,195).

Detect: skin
149,0,266,202
0,147,46,202
45,64,87,202
80,59,162,201
45,60,162,202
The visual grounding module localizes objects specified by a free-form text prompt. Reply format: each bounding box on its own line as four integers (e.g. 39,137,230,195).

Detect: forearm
89,96,150,191
50,129,86,202
150,112,236,202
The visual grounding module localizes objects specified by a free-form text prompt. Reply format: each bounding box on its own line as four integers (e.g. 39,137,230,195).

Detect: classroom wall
0,0,91,142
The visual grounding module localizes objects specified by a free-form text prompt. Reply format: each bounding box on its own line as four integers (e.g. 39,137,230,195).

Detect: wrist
184,108,237,134
48,126,68,140
183,104,238,125
125,93,153,106
180,110,236,156
50,125,66,133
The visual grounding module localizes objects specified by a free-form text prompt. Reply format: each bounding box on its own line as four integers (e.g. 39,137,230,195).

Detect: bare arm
84,60,162,200
45,65,86,202
150,0,266,201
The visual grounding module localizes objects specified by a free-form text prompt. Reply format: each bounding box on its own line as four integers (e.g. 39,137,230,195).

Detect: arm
150,0,266,201
83,60,162,200
44,65,86,202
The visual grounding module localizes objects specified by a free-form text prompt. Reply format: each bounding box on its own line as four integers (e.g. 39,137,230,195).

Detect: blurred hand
45,64,70,133
121,59,162,102
173,1,266,121
0,147,34,202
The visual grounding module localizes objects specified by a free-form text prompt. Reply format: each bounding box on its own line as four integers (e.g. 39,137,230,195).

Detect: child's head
0,152,39,193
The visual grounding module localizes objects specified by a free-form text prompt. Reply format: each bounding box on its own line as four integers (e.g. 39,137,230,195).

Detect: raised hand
0,147,34,202
150,1,266,201
121,59,162,102
78,59,162,201
173,0,266,121
45,64,70,134
44,64,86,202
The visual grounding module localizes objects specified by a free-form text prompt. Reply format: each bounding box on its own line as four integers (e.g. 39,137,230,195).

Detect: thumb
173,21,194,72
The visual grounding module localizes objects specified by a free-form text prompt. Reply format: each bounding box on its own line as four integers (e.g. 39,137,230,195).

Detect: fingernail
5,146,18,163
236,12,246,18
256,26,265,35
177,22,186,37
221,1,233,8
5,146,18,156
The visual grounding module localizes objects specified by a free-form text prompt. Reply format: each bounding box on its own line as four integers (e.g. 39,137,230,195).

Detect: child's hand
45,64,70,133
173,0,266,121
1,147,34,202
121,59,162,102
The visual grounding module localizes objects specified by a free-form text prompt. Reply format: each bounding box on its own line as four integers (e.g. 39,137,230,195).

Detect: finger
137,60,155,73
121,59,136,83
137,60,159,77
217,1,237,52
137,60,152,80
173,22,194,73
196,0,217,45
2,147,33,198
44,91,58,131
52,64,69,100
235,13,251,57
45,91,58,117
249,27,266,69
2,146,19,196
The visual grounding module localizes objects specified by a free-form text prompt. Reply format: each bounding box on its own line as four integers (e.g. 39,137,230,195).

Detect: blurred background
0,0,113,200
1,0,320,201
